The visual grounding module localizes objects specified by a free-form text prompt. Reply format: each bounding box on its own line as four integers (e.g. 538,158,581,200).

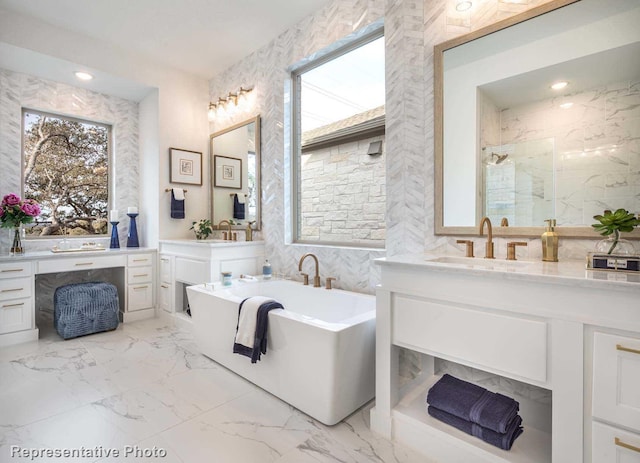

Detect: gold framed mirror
435,0,640,237
210,115,261,230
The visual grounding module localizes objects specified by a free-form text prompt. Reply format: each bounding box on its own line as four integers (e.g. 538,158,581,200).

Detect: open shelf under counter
392,374,552,463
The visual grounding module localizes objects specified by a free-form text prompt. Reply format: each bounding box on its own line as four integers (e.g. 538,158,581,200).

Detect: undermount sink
424,255,533,269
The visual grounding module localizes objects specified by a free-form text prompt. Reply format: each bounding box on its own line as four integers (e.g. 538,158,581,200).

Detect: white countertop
376,253,640,291
0,247,155,263
159,239,264,247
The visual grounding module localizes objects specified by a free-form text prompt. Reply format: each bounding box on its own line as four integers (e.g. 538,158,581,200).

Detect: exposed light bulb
208,103,216,121
551,81,568,90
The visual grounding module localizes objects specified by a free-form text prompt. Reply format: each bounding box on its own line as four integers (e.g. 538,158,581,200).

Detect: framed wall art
170,148,202,185
214,155,242,189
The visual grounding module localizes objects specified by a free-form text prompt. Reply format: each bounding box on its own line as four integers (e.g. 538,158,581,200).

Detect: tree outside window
22,110,110,237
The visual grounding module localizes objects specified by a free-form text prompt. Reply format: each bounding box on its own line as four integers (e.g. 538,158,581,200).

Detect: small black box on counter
587,253,640,272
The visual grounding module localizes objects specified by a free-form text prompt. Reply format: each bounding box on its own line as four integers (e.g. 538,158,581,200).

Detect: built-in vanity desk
0,248,156,347
370,255,640,463
158,240,264,321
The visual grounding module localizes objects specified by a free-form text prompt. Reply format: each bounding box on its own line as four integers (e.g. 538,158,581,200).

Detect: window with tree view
293,32,385,247
22,110,111,237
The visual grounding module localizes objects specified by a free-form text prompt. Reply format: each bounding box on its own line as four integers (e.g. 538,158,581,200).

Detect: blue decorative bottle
109,221,120,249
127,208,139,247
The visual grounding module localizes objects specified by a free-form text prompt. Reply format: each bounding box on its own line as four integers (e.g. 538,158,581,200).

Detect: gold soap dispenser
541,219,559,262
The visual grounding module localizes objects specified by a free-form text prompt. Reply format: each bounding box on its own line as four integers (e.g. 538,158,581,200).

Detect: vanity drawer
0,297,31,334
127,266,153,284
593,332,640,431
127,283,153,311
0,262,32,279
175,257,209,284
392,295,547,383
593,421,640,462
128,253,153,268
37,255,126,274
0,277,32,301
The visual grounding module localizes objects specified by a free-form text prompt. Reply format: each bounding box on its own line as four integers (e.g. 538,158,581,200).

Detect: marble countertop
376,253,640,290
0,247,155,263
159,239,264,247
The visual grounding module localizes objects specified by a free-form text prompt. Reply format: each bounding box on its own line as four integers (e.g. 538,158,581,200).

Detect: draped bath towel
170,188,185,219
428,406,523,451
426,374,520,434
233,296,284,363
233,193,245,220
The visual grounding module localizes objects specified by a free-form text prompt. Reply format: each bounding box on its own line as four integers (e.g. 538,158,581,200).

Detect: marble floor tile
0,316,427,463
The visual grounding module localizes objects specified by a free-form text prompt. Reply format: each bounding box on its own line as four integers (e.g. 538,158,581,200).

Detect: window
292,31,385,247
22,109,111,237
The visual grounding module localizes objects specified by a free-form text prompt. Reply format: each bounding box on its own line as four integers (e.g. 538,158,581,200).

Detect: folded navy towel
170,190,185,219
427,374,520,434
233,297,284,363
233,194,245,220
428,406,523,451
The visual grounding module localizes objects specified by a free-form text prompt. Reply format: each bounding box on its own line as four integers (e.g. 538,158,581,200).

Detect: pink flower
2,193,21,207
21,202,41,217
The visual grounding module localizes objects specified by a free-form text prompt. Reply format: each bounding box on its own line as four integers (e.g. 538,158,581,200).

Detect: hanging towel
233,296,284,363
426,374,520,434
170,188,185,219
233,194,245,220
428,406,523,451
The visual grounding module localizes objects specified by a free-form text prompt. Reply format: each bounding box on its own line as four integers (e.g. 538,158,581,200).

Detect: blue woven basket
54,282,119,339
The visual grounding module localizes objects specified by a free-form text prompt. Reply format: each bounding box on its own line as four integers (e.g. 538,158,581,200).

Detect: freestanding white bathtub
186,279,376,425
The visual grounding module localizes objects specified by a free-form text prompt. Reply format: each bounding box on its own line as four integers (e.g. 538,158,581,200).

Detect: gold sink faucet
298,253,321,287
217,220,232,240
479,216,495,259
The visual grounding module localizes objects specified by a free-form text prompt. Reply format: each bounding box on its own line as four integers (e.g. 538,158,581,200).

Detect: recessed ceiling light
551,81,568,90
75,71,93,81
559,102,573,109
456,1,473,11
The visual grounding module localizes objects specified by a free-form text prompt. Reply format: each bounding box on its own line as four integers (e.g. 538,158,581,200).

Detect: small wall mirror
435,0,640,237
210,116,261,230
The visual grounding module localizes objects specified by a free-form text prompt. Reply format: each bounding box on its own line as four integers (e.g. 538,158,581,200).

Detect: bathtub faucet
298,253,321,288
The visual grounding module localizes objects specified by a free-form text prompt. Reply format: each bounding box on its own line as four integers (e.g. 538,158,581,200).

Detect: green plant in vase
592,209,640,255
190,219,213,240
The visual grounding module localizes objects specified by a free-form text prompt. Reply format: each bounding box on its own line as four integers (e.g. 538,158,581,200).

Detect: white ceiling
0,0,331,79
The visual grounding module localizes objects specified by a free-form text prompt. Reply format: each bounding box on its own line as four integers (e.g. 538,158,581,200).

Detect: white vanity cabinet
0,261,34,337
126,253,155,316
370,255,640,463
158,254,174,313
592,331,640,462
158,240,265,317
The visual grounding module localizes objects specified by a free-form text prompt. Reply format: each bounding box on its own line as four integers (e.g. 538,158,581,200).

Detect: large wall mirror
435,0,640,237
210,116,261,230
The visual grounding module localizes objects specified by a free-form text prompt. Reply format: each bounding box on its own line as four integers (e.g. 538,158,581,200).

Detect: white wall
0,8,210,247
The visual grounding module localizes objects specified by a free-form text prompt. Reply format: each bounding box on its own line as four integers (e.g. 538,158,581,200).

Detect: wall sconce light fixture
208,86,254,121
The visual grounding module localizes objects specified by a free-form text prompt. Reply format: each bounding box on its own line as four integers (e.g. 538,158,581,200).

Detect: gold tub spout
298,253,321,287
479,217,495,259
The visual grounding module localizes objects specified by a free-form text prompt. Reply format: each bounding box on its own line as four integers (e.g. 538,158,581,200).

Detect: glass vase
594,231,636,256
10,226,24,255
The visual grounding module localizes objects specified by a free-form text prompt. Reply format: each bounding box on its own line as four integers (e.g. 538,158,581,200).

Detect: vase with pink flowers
0,193,41,255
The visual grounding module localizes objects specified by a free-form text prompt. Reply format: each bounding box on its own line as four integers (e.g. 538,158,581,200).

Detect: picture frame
170,148,202,185
214,155,242,189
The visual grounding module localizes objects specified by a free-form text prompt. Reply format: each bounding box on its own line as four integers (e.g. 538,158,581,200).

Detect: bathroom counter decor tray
586,253,640,273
